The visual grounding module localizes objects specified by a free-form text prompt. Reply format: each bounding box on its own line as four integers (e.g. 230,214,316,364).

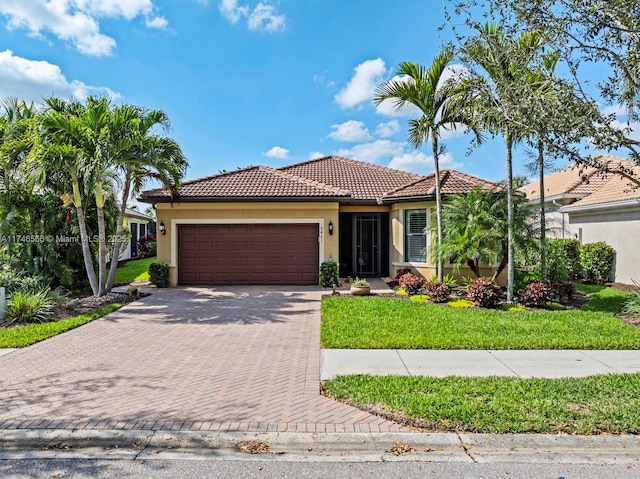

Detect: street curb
0,429,639,463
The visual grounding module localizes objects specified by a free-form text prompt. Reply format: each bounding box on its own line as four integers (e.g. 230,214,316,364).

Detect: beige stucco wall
567,206,640,285
156,201,339,286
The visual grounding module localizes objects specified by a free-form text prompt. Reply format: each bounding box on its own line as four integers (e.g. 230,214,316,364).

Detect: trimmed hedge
320,261,339,288
148,262,170,288
579,242,615,284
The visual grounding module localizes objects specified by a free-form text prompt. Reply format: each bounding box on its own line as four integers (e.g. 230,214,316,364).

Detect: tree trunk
432,137,444,282
96,205,107,296
105,178,131,291
466,258,481,278
74,197,99,296
538,138,547,280
505,133,515,302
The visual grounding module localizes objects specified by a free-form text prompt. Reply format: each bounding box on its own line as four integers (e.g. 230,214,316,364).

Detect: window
405,209,427,262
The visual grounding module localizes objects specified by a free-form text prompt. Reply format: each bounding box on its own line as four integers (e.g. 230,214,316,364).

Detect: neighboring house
119,208,155,261
519,155,640,284
139,156,501,287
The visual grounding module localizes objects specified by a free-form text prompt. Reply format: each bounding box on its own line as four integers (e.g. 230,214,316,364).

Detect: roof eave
560,198,640,213
138,195,347,204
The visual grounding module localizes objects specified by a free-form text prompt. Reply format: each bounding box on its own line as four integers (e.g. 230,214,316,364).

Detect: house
519,155,640,284
118,208,155,261
139,156,501,287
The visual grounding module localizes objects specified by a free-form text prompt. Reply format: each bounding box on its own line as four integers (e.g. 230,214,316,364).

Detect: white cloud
248,3,285,32
375,119,400,138
389,151,462,175
218,0,285,32
328,120,371,142
336,139,405,164
0,0,166,57
0,50,116,103
145,16,168,29
218,0,249,23
334,58,387,109
308,151,325,159
263,146,290,159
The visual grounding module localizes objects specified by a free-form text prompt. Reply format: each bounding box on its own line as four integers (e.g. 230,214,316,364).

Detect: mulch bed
52,291,148,322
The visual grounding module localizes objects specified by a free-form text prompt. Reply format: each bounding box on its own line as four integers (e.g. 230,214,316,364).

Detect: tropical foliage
432,186,537,280
374,49,477,281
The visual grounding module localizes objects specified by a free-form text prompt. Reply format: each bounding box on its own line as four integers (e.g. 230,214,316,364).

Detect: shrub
514,269,540,293
148,262,170,288
622,281,640,315
138,233,157,259
548,239,581,280
0,266,49,295
423,281,452,303
398,273,425,296
320,261,339,288
518,280,555,307
448,298,474,308
395,268,412,280
579,242,615,283
428,274,458,288
466,277,503,308
4,289,55,325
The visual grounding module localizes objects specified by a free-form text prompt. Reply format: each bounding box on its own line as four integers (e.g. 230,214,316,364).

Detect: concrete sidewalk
321,349,640,380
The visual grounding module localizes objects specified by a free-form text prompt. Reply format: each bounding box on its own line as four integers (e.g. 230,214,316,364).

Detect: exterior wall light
159,221,166,235
328,220,334,235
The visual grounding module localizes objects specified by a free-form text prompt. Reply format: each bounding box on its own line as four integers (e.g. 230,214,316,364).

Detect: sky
0,0,626,190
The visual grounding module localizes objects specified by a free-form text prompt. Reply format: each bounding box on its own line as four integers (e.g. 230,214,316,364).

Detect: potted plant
350,278,371,296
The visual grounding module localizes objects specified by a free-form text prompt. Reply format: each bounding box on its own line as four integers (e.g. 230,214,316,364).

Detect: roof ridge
142,166,263,195
279,155,422,177
447,169,500,189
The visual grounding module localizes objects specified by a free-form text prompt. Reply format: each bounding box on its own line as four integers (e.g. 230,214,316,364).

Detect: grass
575,283,631,313
0,303,121,348
321,289,640,349
323,373,640,434
114,256,155,283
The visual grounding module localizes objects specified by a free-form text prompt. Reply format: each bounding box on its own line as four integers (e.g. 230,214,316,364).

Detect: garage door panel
178,223,319,285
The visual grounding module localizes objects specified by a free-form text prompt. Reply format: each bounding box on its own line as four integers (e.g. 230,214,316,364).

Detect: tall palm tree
374,48,467,282
37,97,188,296
458,23,545,301
104,107,187,291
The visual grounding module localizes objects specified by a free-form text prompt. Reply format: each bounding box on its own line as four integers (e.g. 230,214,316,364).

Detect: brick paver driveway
0,287,402,433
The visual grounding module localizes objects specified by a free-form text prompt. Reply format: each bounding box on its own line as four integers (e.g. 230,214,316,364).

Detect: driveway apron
0,287,402,433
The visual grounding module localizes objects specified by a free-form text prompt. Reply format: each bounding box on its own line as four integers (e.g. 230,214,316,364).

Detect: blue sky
0,0,613,188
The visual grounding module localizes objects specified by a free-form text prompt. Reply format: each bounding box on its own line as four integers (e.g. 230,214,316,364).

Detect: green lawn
324,373,640,434
114,256,155,283
0,303,121,348
320,288,640,349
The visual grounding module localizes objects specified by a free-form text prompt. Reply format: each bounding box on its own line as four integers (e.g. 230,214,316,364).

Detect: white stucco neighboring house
119,208,155,261
519,155,640,284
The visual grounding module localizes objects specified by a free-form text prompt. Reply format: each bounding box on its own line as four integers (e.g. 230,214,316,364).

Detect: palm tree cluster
0,96,188,297
375,22,592,301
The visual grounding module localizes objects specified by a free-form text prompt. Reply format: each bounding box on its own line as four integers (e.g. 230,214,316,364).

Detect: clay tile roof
518,155,638,203
562,163,640,210
382,169,500,200
278,156,421,201
141,165,351,200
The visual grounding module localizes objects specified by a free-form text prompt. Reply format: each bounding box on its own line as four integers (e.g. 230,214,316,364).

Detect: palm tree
104,107,187,291
457,23,545,301
434,186,537,280
37,97,188,296
374,48,469,282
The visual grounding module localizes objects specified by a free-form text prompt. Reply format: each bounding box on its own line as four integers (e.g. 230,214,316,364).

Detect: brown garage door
178,224,319,285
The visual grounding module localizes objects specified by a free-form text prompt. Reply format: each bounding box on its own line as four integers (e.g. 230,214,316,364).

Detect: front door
353,214,381,277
